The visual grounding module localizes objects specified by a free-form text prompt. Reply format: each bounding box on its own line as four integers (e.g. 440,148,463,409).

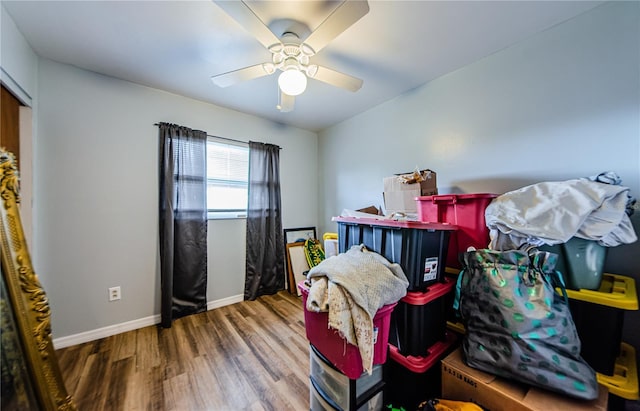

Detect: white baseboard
207,294,244,310
52,315,160,349
52,294,244,349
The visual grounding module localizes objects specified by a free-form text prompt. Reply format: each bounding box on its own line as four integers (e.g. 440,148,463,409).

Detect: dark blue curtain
244,142,284,300
158,122,207,327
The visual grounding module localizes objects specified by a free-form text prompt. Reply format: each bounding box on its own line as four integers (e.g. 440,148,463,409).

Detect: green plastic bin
540,237,607,290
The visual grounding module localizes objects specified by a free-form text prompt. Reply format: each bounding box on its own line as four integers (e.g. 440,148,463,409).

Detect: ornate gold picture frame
0,148,75,410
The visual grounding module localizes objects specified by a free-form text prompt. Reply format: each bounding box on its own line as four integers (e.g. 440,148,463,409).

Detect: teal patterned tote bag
456,248,599,400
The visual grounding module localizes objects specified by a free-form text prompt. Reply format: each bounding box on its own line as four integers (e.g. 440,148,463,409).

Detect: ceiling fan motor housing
211,0,369,110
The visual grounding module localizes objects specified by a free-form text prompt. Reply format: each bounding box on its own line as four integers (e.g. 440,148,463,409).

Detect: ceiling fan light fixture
212,0,370,109
278,68,307,96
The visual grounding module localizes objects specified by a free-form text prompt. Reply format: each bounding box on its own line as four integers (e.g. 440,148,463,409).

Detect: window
207,137,249,219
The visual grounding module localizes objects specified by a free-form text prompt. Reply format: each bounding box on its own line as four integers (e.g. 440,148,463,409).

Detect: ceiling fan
211,0,369,112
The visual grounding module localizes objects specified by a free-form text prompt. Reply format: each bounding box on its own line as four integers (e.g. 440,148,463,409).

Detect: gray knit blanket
306,245,409,374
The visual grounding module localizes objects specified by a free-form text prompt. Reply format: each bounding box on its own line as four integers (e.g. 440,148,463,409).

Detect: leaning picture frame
283,227,316,244
0,149,76,410
285,242,310,296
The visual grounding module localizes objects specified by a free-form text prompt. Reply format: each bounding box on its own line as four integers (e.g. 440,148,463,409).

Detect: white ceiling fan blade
211,64,271,88
312,66,363,92
303,0,370,54
213,0,280,49
277,91,295,112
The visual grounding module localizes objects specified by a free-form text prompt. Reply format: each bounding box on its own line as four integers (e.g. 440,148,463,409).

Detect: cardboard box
441,348,608,411
356,205,382,215
383,170,437,214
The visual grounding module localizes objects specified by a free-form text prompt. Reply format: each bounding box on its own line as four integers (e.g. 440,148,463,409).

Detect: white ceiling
3,0,605,132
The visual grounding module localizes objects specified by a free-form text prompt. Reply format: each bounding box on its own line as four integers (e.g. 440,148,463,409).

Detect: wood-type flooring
56,291,310,411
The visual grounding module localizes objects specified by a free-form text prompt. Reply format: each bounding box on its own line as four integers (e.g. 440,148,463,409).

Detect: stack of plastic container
380,194,496,410
299,281,395,410
327,216,458,410
564,273,639,409
389,278,455,356
385,332,458,411
384,278,459,411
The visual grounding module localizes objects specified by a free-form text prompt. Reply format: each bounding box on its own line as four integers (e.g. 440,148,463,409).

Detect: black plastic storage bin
384,333,458,411
565,273,638,376
571,300,622,376
334,216,456,291
390,277,455,356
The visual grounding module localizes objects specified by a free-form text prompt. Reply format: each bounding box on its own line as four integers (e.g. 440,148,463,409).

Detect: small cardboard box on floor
383,169,437,215
441,348,608,411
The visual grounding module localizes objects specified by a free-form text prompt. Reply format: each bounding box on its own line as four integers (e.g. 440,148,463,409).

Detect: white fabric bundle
486,178,637,250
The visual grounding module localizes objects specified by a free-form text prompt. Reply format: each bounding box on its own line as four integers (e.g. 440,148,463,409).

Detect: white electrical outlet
108,286,121,301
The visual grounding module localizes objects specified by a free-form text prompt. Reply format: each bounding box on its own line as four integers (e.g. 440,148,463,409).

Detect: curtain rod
154,123,282,149
153,123,247,145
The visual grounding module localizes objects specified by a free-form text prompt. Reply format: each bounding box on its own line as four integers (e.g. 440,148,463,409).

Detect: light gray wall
35,58,317,339
0,4,37,105
319,2,640,348
4,0,639,354
1,4,38,251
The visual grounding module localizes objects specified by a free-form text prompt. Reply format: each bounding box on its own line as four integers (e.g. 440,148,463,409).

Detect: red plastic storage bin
385,332,459,411
298,281,397,379
390,277,455,357
416,193,497,268
333,216,457,291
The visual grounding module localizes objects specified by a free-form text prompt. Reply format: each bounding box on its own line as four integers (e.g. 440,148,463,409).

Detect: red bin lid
416,193,499,203
388,332,458,372
401,277,455,305
333,216,457,231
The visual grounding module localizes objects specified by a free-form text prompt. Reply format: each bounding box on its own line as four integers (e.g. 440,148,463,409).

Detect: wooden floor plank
56,290,311,410
145,366,166,411
73,350,112,411
232,352,294,411
185,355,227,410
111,330,137,362
274,374,310,411
58,342,95,393
104,357,135,411
135,325,161,370
120,363,146,411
